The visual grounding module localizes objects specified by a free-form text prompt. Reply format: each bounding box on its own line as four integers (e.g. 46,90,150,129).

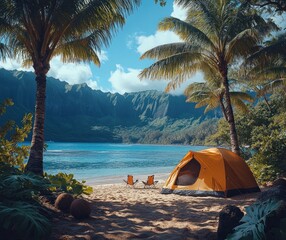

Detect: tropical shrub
0,99,32,170
208,94,286,184
227,199,286,240
0,202,51,240
45,172,93,196
249,123,286,183
0,100,51,239
0,162,52,240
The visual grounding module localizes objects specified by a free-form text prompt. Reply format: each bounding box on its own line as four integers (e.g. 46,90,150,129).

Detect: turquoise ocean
41,142,207,185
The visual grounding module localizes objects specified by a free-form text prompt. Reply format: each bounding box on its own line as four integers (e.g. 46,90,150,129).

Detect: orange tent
161,148,260,197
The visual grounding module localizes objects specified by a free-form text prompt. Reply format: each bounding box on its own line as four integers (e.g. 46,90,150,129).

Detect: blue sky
0,1,200,95
0,1,285,95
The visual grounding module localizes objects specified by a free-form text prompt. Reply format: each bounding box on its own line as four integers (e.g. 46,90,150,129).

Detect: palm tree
240,33,286,110
184,80,254,120
239,58,286,112
0,0,141,175
246,0,286,12
139,0,271,155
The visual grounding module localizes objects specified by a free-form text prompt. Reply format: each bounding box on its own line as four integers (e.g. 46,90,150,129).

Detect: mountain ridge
0,68,218,143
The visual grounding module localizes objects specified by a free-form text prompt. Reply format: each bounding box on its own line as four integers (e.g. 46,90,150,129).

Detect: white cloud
171,2,187,20
97,50,108,62
0,55,101,90
48,50,107,89
136,31,181,55
108,64,203,95
108,64,163,94
0,58,33,72
48,56,94,86
135,3,188,55
125,3,201,95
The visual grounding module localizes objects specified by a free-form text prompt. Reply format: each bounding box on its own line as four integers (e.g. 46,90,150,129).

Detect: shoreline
85,172,170,186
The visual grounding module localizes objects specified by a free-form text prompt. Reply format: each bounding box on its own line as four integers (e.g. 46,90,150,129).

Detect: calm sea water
40,142,206,184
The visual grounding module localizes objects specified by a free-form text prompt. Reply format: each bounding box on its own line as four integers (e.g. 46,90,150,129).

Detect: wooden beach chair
142,175,158,188
123,175,138,188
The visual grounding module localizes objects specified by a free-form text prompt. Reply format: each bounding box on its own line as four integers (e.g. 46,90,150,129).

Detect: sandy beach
50,176,261,240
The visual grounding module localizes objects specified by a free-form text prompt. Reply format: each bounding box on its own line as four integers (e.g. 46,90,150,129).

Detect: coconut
70,198,91,219
54,193,74,213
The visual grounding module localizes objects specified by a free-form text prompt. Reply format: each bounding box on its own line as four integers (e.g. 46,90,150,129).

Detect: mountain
0,68,219,143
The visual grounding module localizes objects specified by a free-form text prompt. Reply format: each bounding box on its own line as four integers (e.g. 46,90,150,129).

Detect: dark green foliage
205,119,230,146
45,172,93,196
0,163,52,240
0,170,51,201
0,202,51,240
0,98,32,169
0,100,51,239
209,94,286,184
114,117,218,145
227,199,286,240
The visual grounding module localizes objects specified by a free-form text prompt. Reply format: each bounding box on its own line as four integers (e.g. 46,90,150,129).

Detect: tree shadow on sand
50,190,259,240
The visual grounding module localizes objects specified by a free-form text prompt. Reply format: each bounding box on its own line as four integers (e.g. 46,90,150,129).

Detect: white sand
51,178,261,240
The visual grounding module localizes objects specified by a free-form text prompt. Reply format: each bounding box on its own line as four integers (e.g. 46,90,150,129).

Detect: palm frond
54,31,105,65
184,82,207,96
186,91,210,102
158,17,214,48
0,42,10,60
230,98,250,113
139,52,202,81
0,0,141,67
259,66,286,78
140,42,200,60
259,79,286,94
184,0,220,36
204,98,220,113
248,37,286,62
226,29,259,62
230,92,254,103
194,98,212,108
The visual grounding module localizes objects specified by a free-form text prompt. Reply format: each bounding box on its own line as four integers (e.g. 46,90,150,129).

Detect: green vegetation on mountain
0,68,217,144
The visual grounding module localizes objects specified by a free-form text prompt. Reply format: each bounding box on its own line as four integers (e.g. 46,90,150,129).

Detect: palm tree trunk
219,95,228,121
222,74,240,155
25,72,47,175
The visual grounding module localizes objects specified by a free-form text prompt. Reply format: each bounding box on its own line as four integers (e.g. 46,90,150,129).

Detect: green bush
0,99,32,170
208,94,286,184
0,99,51,240
0,163,52,240
45,172,93,196
0,202,51,240
227,199,286,240
248,112,286,184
